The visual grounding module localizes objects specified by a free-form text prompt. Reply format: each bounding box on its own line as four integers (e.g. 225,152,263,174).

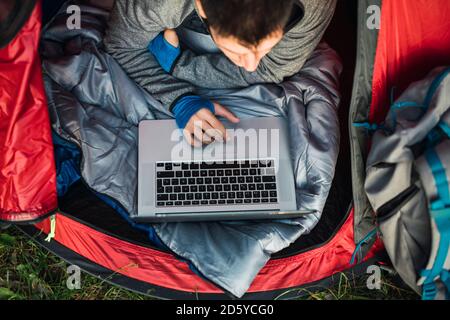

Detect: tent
1,0,449,299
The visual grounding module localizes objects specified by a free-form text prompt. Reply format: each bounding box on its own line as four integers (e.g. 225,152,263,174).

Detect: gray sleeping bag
41,4,342,297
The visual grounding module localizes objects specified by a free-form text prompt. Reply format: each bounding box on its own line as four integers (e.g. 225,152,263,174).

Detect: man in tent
104,0,336,145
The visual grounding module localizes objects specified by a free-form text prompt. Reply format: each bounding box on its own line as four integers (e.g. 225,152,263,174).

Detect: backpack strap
416,141,450,300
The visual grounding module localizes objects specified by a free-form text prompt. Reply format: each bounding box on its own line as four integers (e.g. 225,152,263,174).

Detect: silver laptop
134,116,315,222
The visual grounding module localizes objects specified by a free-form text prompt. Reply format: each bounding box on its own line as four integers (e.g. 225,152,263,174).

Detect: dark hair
199,0,294,46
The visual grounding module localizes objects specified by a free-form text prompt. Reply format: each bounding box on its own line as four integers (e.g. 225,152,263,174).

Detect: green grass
0,226,418,300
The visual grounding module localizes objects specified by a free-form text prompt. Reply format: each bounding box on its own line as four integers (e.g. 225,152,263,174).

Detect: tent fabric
369,0,450,124
33,208,384,294
0,0,57,222
41,3,342,297
348,0,381,254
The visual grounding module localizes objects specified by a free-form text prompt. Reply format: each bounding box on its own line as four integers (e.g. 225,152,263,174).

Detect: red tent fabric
0,1,57,222
369,0,450,124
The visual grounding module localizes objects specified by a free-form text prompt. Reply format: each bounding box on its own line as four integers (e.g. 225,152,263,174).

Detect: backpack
365,66,450,300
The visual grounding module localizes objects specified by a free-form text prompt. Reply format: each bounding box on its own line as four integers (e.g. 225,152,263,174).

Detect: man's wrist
172,95,215,129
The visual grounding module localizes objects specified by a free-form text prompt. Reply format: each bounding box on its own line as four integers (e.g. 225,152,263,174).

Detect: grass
0,226,419,300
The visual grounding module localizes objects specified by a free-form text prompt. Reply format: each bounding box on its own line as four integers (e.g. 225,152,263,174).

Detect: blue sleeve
172,95,215,129
148,32,181,73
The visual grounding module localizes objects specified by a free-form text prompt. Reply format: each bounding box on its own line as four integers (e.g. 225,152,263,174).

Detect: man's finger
192,119,216,144
214,103,240,123
183,124,202,148
198,109,227,141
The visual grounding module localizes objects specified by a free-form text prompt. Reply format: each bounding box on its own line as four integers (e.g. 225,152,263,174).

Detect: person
104,0,336,146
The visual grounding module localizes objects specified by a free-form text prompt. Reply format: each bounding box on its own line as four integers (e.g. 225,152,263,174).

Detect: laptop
134,116,315,222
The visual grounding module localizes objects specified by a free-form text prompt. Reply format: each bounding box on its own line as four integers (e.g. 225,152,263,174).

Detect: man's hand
183,103,240,147
163,29,179,48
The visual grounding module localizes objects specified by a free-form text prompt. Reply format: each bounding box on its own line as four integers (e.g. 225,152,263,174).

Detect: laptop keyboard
155,160,278,207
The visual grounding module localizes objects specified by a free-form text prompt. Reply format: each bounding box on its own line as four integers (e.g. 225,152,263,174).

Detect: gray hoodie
104,0,336,110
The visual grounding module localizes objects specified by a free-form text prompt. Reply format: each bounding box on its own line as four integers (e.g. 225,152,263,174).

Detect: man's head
196,0,294,72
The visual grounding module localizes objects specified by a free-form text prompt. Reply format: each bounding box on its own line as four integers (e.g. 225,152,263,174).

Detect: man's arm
170,0,337,89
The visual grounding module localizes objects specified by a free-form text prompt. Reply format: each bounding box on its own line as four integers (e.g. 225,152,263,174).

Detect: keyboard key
203,193,211,200
187,193,194,200
238,177,245,183
182,163,189,170
157,171,174,178
196,178,204,184
200,170,208,177
207,185,215,192
230,177,237,184
221,177,228,184
178,194,186,201
190,163,199,170
250,169,257,175
199,185,206,192
263,176,276,182
220,192,227,199
232,184,239,191
215,185,223,191
253,191,261,198
183,201,191,205
205,178,212,184
201,200,208,205
157,194,169,201
262,199,269,203
235,199,243,204
213,177,220,184
224,185,231,191
171,179,179,185
175,201,182,206
188,178,196,184
270,191,277,197
225,170,232,176
157,163,164,167
254,176,262,183
182,186,189,192
270,198,277,203
163,179,170,185
157,187,165,193
245,192,252,198
227,200,235,204
165,163,172,170
241,169,249,175
253,199,261,203
246,176,253,183
170,194,177,201
174,186,181,193
212,193,219,199
265,183,277,190
244,199,252,204
166,201,174,206
208,171,216,177
184,171,191,177
262,191,269,198
192,171,199,177
192,201,200,205
217,170,224,176
165,186,173,193
180,178,187,185
176,171,183,177
209,200,217,205
249,184,256,191
218,200,226,204
228,192,236,199
240,185,248,191
195,193,202,200
157,179,163,187
257,184,264,190
190,186,198,192
157,202,165,206
237,192,244,198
